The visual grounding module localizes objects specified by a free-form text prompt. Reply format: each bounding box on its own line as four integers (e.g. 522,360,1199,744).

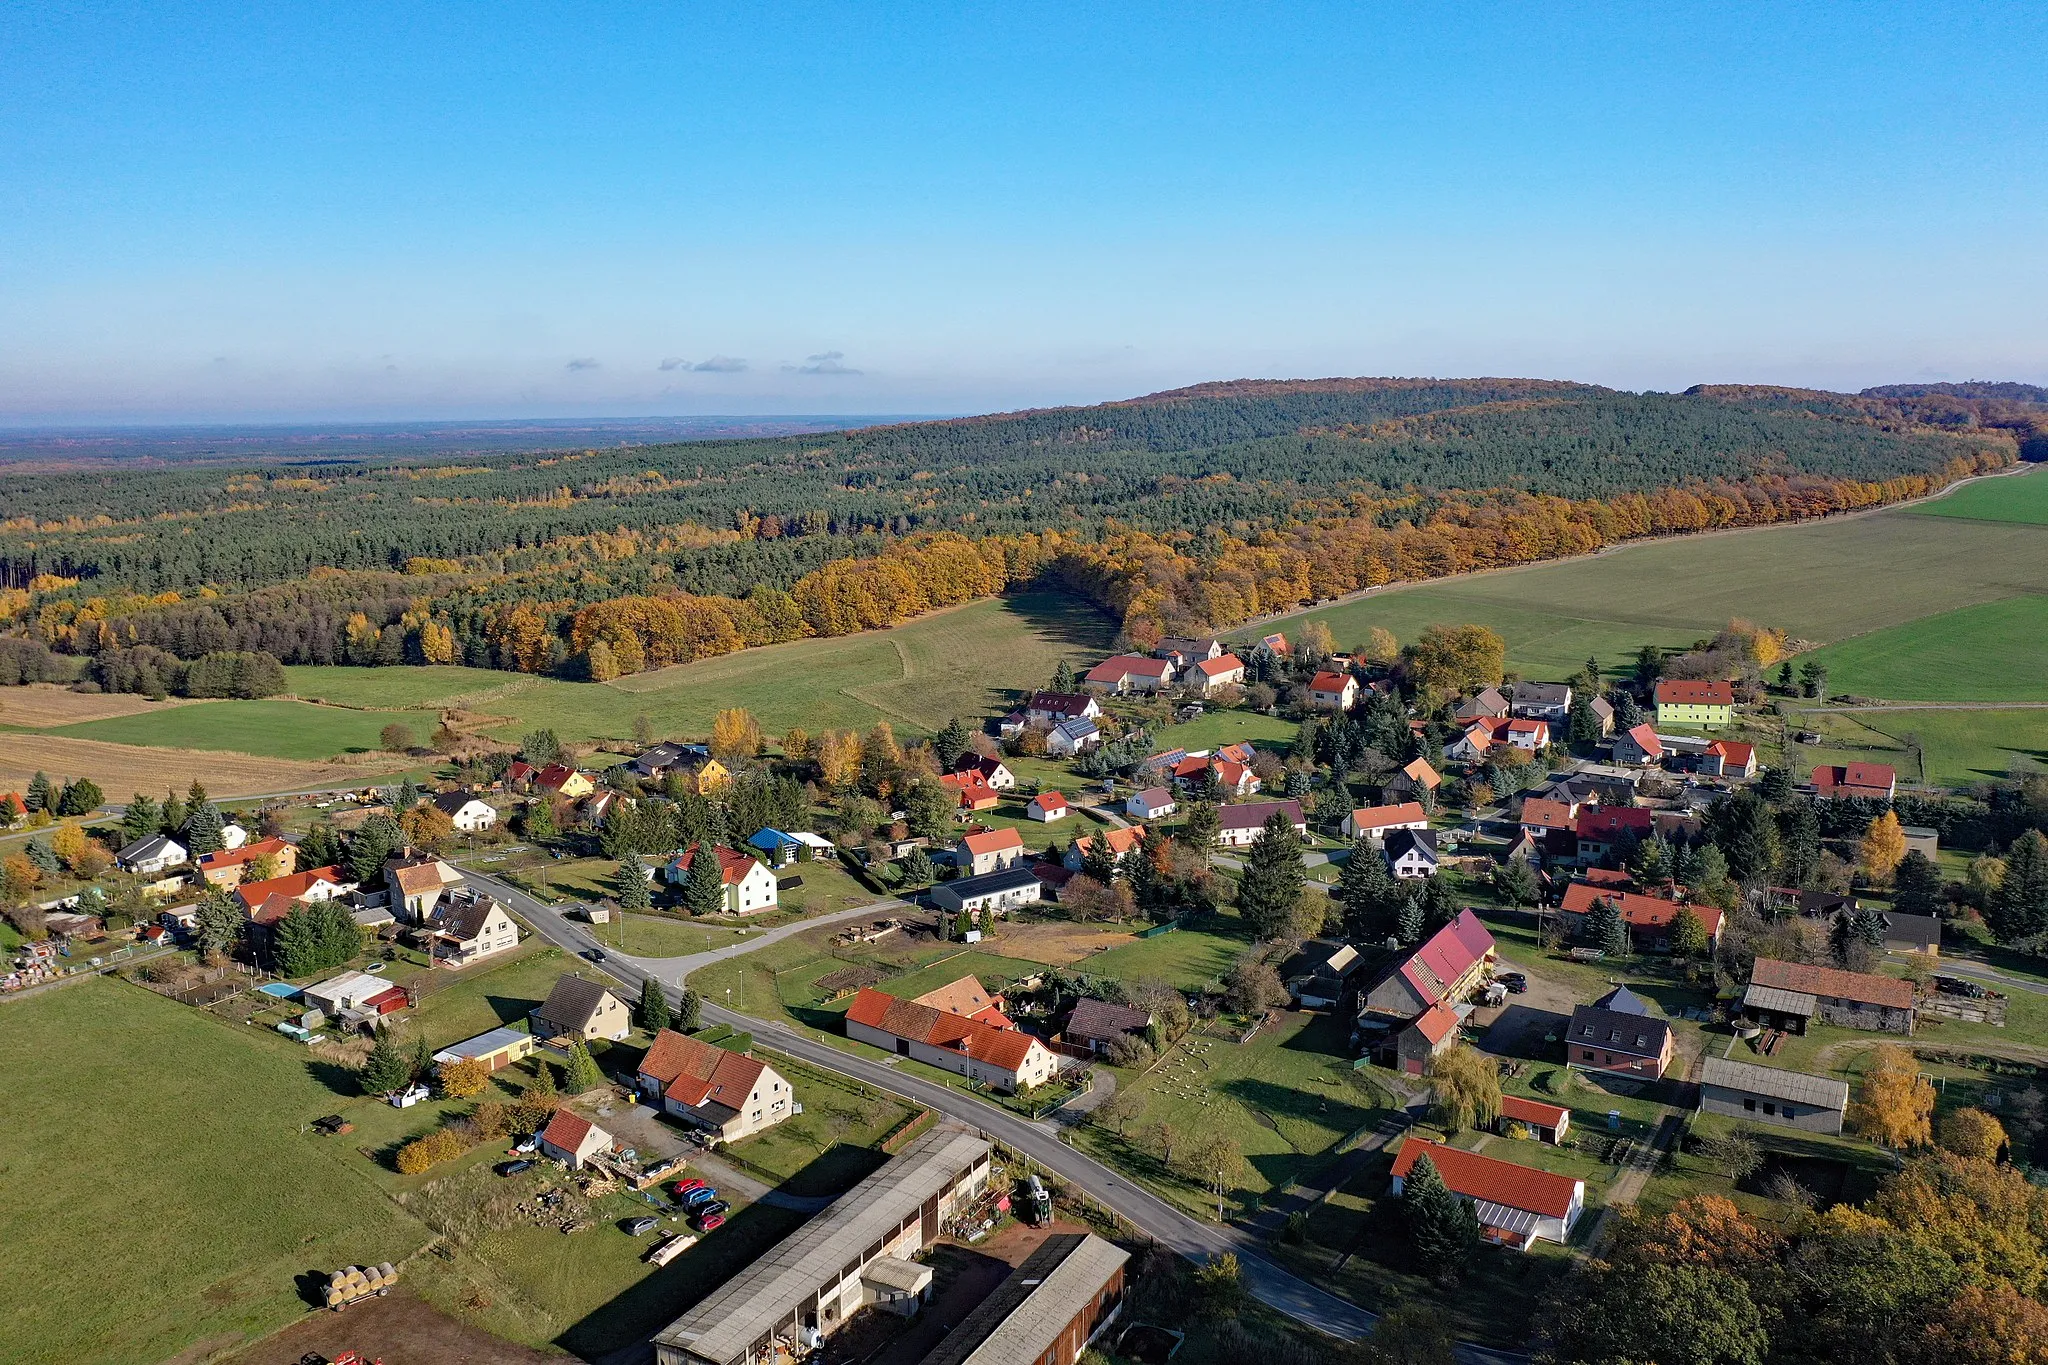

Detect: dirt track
224,1289,563,1365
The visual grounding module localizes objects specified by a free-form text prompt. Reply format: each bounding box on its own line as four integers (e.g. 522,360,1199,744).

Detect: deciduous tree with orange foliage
1860,811,1908,882
710,707,762,761
1851,1043,1934,1149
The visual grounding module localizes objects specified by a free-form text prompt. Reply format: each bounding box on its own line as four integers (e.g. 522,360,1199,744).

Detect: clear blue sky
3,2,2042,423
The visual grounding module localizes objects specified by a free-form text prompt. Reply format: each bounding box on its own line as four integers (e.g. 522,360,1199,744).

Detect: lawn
280,589,1115,746
1144,706,1301,755
1078,915,1254,993
1254,500,2048,681
1790,705,2048,787
1071,1010,1398,1221
599,914,756,958
50,698,419,760
1908,462,2048,526
0,979,433,1365
722,1053,918,1196
1802,596,2048,702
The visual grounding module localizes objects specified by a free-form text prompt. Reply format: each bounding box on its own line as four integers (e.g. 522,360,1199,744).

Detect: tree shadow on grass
1002,590,1119,653
484,992,542,1027
306,1058,363,1096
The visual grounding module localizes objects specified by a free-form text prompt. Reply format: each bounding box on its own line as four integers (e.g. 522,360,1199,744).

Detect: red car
694,1211,725,1232
671,1178,706,1198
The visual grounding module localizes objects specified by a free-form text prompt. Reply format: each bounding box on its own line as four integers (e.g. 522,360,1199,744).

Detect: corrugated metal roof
920,1233,1129,1365
1742,983,1819,1016
1701,1056,1849,1110
655,1129,990,1365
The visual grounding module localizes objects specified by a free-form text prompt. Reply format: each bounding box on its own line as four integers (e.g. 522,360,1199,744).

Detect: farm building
1699,1056,1849,1135
1396,1002,1462,1076
846,988,1058,1092
1497,1095,1571,1143
538,1109,612,1169
654,1130,992,1365
1357,911,1496,1023
1281,939,1363,1009
1062,998,1152,1055
1390,1140,1584,1249
1743,958,1915,1035
916,1232,1129,1365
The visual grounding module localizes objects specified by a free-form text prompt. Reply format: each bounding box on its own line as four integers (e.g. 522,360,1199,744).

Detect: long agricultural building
654,1128,993,1365
917,1232,1129,1365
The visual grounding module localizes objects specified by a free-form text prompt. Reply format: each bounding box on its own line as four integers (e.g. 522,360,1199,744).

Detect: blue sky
3,2,2043,422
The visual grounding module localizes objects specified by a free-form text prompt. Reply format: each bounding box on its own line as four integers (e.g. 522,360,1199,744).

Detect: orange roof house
1559,882,1723,951
1395,1001,1463,1076
195,837,296,887
636,1028,792,1139
911,974,1013,1027
537,1108,612,1169
845,988,1058,1092
1391,1140,1584,1247
234,865,353,925
1811,762,1897,800
940,771,1001,811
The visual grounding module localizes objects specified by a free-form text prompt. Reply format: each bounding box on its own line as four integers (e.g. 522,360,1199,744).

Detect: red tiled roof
961,828,1024,857
1655,679,1734,706
1581,867,1633,887
1751,957,1914,1010
1500,1095,1570,1129
1310,671,1353,693
534,763,580,790
1576,805,1654,839
1398,910,1495,1006
671,843,759,886
1072,827,1144,859
844,988,1046,1073
1559,883,1722,939
1622,723,1663,757
1194,654,1245,677
1399,757,1441,789
1812,763,1897,797
1708,740,1755,767
1350,802,1428,832
235,865,346,917
1031,791,1068,812
196,836,290,871
638,1028,770,1111
540,1107,595,1151
940,772,1000,806
1392,1139,1580,1218
1085,654,1171,683
1410,1002,1460,1045
1517,797,1575,831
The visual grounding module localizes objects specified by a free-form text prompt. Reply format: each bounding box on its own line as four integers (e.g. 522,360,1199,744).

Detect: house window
1762,1102,1777,1116
1743,1097,1756,1111
1582,1050,1596,1062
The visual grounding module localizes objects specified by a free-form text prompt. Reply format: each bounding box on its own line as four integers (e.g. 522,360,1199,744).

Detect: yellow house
1653,679,1734,726
535,764,596,799
692,757,732,794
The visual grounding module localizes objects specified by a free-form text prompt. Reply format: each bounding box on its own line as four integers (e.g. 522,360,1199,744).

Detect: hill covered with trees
0,379,2030,687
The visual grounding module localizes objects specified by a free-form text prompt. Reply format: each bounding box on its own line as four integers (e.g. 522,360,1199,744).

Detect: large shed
1699,1055,1849,1135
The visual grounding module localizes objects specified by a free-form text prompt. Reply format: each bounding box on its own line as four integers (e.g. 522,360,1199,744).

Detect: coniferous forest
2,378,2039,689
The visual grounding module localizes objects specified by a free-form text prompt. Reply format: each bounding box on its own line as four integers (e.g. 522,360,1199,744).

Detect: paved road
1919,954,2048,997
457,866,1529,1361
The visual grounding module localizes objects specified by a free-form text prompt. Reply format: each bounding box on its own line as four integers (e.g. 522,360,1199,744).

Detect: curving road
456,865,1527,1364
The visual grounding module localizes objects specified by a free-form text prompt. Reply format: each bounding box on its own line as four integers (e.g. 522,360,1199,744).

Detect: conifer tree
360,1030,411,1095
639,975,671,1032
1236,811,1306,940
1395,888,1424,946
618,854,652,911
684,843,727,915
1402,1153,1478,1279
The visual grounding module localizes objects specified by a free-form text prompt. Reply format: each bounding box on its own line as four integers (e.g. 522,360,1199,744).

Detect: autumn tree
1402,624,1506,695
399,802,454,852
1935,1107,2006,1162
1364,626,1400,664
1427,1045,1501,1134
439,1057,489,1098
711,707,763,761
1859,810,1908,883
1852,1044,1934,1149
1177,1130,1246,1219
1222,952,1287,1015
380,722,416,753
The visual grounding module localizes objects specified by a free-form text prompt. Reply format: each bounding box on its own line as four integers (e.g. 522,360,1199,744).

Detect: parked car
1498,972,1528,994
512,1137,539,1154
682,1185,718,1208
624,1216,661,1236
496,1159,535,1177
695,1200,729,1219
693,1211,726,1231
671,1178,707,1198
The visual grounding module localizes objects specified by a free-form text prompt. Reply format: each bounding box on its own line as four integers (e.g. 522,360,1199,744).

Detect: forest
1,379,2037,686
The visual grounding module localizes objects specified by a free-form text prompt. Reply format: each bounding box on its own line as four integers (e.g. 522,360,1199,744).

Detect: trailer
321,1263,399,1311
645,1233,699,1266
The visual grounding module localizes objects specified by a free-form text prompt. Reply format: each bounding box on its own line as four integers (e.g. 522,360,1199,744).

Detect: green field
285,589,1114,745
1077,916,1254,992
50,697,417,759
1909,463,2048,525
1257,497,2048,683
1,980,433,1365
1802,596,2048,701
1071,1011,1398,1219
1790,706,2048,787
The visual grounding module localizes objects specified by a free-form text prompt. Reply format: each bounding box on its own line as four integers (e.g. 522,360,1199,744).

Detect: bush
395,1128,467,1175
439,1058,489,1099
471,1101,512,1141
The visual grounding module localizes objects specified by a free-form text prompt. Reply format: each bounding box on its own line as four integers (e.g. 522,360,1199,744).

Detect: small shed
1498,1094,1571,1144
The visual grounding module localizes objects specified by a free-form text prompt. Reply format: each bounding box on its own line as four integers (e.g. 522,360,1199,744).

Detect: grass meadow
1908,462,2048,526
0,979,433,1365
50,697,418,759
1789,705,2048,787
1801,595,2048,701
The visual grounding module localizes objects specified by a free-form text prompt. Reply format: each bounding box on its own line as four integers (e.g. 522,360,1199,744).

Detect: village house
116,834,188,876
957,827,1027,877
1385,827,1439,878
637,1027,793,1140
578,789,629,828
1390,1140,1584,1249
1811,762,1899,800
1653,679,1735,726
531,974,633,1044
1027,791,1071,822
940,770,1002,811
845,987,1059,1092
1308,670,1359,710
1214,800,1307,849
533,764,596,799
1383,756,1441,805
930,865,1045,918
1699,1055,1849,1135
1510,682,1573,721
1558,882,1723,954
1126,786,1177,820
1743,958,1916,1034
1026,691,1101,725
1342,801,1429,844
537,1108,612,1170
1061,998,1153,1055
1396,1001,1461,1076
1566,985,1675,1078
953,754,1017,790
1447,716,1548,761
427,890,521,968
236,865,357,928
1612,723,1664,766
1357,911,1496,1024
664,843,779,914
1516,796,1577,841
1154,636,1224,665
301,969,398,1021
1046,716,1101,756
1170,753,1259,796
432,790,498,831
195,836,296,888
629,742,733,793
1082,654,1176,694
385,850,464,922
1574,804,1655,864
1452,687,1511,724
1064,825,1145,872
1586,695,1617,735
1184,654,1247,693
1702,739,1757,779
